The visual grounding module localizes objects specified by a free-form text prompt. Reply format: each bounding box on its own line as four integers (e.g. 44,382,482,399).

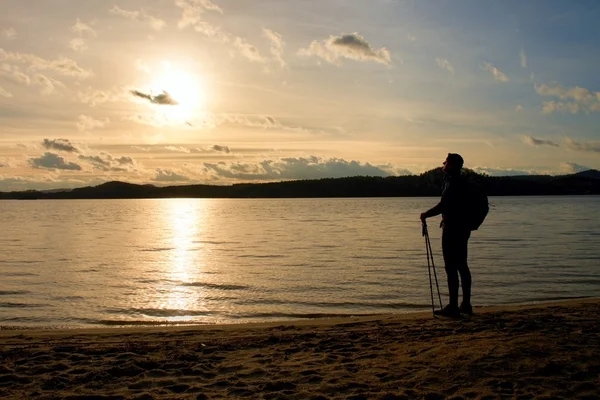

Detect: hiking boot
459,302,474,315
434,305,461,318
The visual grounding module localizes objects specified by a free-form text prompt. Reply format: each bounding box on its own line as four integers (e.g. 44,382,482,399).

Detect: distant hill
1,169,599,200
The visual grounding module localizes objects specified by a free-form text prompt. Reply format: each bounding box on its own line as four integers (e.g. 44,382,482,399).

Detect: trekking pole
422,222,443,316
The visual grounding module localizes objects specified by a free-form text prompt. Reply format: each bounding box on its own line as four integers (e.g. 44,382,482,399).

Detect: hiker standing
420,153,474,317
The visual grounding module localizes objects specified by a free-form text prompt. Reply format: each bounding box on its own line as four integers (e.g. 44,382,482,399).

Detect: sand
1,299,599,400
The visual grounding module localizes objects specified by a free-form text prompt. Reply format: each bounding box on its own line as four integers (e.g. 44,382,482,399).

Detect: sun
149,64,208,123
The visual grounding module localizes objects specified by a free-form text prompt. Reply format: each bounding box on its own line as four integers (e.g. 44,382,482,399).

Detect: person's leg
442,229,460,308
455,231,472,306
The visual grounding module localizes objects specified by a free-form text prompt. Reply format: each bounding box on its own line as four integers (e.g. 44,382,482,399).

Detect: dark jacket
425,173,470,230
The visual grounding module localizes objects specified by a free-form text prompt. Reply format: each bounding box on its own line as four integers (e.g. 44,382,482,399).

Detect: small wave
0,272,39,277
0,290,30,296
193,240,240,245
92,319,217,326
0,302,46,308
179,281,250,291
237,254,286,259
139,247,175,252
230,312,381,319
108,307,219,318
351,255,398,260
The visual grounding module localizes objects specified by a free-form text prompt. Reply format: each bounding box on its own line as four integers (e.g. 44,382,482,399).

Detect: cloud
78,87,124,106
520,49,527,68
2,28,17,40
110,6,166,31
0,86,11,98
264,28,286,68
29,152,82,171
563,138,600,153
130,90,178,105
473,167,536,176
211,144,231,153
164,144,231,154
482,62,509,82
560,162,591,174
232,37,266,63
0,48,92,78
536,83,600,114
407,34,417,42
175,0,223,29
78,152,137,172
299,33,392,66
435,57,454,74
522,136,559,148
0,64,30,85
42,138,80,153
77,115,109,132
71,19,97,37
33,73,55,95
153,168,190,182
202,156,394,181
69,38,87,52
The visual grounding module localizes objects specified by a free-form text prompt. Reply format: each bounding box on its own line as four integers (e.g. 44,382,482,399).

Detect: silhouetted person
420,153,473,317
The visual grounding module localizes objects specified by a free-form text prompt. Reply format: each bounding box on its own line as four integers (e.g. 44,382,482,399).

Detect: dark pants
442,228,471,307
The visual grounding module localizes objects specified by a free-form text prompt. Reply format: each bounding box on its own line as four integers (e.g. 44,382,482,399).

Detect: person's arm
420,186,450,222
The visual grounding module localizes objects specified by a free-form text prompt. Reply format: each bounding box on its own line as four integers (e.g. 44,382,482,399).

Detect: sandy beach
1,299,599,400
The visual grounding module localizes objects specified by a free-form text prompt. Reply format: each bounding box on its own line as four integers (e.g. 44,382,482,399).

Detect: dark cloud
522,136,559,147
203,156,393,181
29,152,82,171
78,152,136,172
130,90,178,105
298,32,391,66
153,169,190,182
564,138,600,153
210,145,231,154
42,138,80,153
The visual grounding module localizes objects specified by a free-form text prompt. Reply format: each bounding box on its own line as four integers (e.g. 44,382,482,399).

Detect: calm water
0,197,599,328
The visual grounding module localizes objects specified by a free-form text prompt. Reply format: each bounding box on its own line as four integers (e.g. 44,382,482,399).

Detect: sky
1,0,600,191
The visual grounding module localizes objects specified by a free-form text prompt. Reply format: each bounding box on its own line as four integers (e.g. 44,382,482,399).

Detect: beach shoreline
2,298,599,399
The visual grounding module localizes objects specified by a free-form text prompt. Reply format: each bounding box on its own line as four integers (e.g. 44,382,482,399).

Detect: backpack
464,182,489,231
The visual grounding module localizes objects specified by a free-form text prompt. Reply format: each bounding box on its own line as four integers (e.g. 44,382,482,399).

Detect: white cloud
78,87,125,106
175,0,223,29
29,152,82,171
69,38,87,52
153,168,190,182
520,48,527,68
516,105,523,112
110,6,166,31
482,62,509,82
407,34,417,42
71,19,97,37
201,156,394,181
232,37,266,63
2,28,17,40
560,162,591,174
522,136,559,148
165,144,231,154
264,28,286,68
33,74,55,95
299,33,392,66
435,57,454,74
0,86,12,98
0,64,30,85
473,167,537,176
77,115,109,132
0,48,92,78
536,83,600,114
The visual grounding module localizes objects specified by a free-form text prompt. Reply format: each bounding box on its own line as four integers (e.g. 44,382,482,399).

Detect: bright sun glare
148,63,207,123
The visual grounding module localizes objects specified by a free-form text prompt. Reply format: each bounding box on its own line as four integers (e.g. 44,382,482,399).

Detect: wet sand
1,298,599,399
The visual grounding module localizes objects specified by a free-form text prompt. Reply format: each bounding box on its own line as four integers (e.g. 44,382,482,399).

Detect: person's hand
420,213,427,223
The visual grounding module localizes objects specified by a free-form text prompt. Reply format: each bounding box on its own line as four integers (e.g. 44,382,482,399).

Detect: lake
1,196,599,328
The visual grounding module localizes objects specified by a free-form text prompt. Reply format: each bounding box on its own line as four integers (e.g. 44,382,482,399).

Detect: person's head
442,153,464,174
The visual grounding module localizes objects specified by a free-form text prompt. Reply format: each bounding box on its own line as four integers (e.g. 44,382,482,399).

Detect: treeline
1,168,599,200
